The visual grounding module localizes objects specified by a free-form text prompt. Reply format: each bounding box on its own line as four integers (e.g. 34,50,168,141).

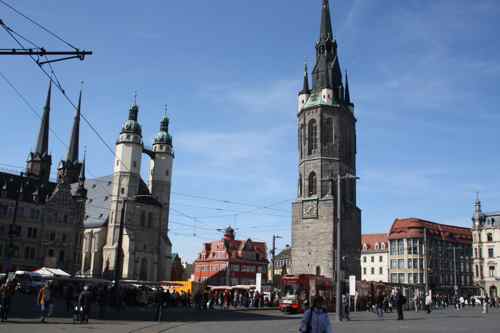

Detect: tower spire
344,71,351,104
35,81,51,155
66,88,81,163
299,62,311,95
320,0,333,41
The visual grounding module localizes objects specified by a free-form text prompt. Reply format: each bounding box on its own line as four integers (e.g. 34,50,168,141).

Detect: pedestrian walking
342,294,350,321
0,280,15,322
482,296,489,314
299,296,333,333
395,289,406,320
78,285,92,323
38,282,54,323
425,292,432,314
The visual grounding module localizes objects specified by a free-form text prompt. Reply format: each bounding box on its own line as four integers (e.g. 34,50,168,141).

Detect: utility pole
423,227,429,295
325,173,358,323
113,198,127,283
271,234,282,287
335,174,342,322
4,172,23,273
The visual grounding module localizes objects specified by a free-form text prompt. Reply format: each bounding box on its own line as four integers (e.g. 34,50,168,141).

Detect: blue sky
1,0,499,262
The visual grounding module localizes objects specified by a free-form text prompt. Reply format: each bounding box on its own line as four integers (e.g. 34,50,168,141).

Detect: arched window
298,174,302,197
308,172,317,196
298,127,303,158
140,211,146,227
324,118,333,144
307,119,317,154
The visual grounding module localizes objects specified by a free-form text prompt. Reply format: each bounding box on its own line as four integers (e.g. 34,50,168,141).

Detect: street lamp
325,173,359,322
271,234,282,288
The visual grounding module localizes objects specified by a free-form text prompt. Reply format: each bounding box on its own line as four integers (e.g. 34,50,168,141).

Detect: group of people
192,289,276,310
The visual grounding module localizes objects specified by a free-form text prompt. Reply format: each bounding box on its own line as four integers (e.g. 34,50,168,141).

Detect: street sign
349,275,356,296
256,273,262,293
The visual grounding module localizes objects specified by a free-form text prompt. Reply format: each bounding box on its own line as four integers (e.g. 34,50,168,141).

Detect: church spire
35,81,51,156
344,71,351,104
320,0,333,41
66,89,81,163
299,63,311,95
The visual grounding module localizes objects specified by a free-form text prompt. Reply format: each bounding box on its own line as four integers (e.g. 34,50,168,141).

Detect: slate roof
81,175,113,228
80,175,163,229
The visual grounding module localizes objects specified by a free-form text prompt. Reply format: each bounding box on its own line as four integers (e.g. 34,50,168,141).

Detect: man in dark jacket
78,285,92,323
395,289,406,320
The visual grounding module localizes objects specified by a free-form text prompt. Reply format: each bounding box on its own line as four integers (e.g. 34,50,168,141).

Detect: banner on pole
256,273,262,293
349,275,356,296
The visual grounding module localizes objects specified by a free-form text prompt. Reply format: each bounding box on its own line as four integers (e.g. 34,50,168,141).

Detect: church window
308,172,317,196
140,211,146,227
298,174,302,196
307,119,317,154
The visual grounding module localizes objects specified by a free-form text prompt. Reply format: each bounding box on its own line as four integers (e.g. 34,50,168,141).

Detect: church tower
148,111,174,238
57,90,83,184
103,102,144,275
291,0,361,279
26,81,52,184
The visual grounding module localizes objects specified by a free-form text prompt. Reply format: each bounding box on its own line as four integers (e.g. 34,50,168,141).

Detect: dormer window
362,243,367,251
381,243,386,250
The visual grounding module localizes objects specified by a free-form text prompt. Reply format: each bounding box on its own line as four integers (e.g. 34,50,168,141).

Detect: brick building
193,227,268,286
361,234,389,282
388,218,473,294
0,83,85,274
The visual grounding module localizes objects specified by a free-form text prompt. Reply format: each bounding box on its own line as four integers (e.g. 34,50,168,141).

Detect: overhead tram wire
0,0,78,50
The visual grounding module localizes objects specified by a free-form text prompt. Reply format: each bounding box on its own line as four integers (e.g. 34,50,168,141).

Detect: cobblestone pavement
1,307,500,333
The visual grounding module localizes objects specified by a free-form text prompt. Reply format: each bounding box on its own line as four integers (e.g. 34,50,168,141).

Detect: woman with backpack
299,296,333,333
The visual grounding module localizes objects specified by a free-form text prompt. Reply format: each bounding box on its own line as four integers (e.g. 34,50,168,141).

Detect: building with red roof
193,227,268,286
361,234,389,282
388,218,473,294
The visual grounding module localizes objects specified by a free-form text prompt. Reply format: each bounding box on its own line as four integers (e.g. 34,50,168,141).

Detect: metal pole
272,235,276,287
335,174,342,322
114,199,127,283
453,247,457,296
4,172,23,273
423,227,429,295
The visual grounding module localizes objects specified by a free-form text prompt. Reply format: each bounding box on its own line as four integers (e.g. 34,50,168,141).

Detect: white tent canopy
33,267,71,278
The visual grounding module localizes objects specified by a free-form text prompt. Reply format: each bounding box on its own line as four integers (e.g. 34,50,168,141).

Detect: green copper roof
303,92,338,108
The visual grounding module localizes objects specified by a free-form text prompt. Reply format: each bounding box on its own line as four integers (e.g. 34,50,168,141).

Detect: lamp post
325,173,358,322
271,234,282,287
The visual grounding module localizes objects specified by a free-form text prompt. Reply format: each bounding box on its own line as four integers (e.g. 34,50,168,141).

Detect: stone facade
361,234,389,282
0,82,85,274
290,0,361,280
80,104,174,282
472,196,500,298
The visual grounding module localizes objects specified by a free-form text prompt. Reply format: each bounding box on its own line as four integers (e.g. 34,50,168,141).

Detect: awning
33,267,71,278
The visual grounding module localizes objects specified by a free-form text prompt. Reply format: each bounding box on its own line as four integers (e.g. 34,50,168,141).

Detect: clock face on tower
302,199,318,219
